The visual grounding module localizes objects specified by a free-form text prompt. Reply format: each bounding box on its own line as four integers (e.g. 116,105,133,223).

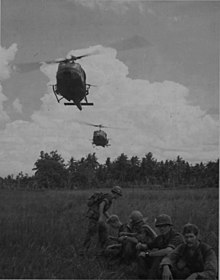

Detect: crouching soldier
138,214,184,279
103,214,130,260
160,223,218,280
81,186,122,254
119,210,157,264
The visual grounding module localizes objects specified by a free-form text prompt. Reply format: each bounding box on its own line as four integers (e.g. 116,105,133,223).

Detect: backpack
87,192,106,208
86,192,113,220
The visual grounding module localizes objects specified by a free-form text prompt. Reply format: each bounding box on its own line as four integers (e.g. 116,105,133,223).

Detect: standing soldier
161,223,218,280
81,186,122,254
138,214,184,279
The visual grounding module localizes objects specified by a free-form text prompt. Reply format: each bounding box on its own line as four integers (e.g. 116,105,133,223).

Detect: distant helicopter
78,121,115,147
14,52,97,111
92,125,110,147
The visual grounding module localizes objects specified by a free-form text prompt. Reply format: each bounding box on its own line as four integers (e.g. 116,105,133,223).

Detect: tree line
0,150,219,190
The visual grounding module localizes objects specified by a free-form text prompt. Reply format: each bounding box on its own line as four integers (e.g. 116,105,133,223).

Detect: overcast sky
0,0,219,177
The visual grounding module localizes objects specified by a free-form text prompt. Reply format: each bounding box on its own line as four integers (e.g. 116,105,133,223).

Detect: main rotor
13,50,99,73
76,121,124,130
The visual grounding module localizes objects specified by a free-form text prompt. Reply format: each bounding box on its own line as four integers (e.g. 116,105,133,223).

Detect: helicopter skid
64,102,94,106
52,85,63,103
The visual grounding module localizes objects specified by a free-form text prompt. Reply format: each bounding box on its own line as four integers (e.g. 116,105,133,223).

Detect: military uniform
149,228,184,250
83,193,113,251
131,220,157,246
138,228,184,279
103,222,132,259
161,241,218,280
104,212,156,264
82,186,122,253
121,219,157,264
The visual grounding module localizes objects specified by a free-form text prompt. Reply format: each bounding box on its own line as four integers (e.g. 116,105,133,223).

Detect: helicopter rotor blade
76,121,124,130
101,125,124,130
45,50,100,64
74,53,93,60
76,121,100,128
74,49,100,60
44,58,69,64
13,55,87,70
13,50,100,72
76,121,107,128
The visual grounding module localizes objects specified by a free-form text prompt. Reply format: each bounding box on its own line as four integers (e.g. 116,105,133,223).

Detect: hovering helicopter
92,125,110,147
14,52,97,111
50,54,96,111
77,121,114,147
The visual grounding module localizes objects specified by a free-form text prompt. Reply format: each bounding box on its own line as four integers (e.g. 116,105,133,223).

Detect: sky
0,0,219,177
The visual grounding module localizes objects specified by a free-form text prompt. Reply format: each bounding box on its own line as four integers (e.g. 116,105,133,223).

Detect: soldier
138,214,184,279
81,186,122,254
161,223,218,280
103,214,129,260
107,214,123,232
118,210,157,264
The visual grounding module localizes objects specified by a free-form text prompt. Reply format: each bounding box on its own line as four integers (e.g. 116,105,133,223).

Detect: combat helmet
129,210,143,224
155,214,173,227
107,214,120,224
111,185,122,196
107,214,122,228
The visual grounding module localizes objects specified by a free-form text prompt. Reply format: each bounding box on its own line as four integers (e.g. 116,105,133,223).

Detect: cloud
0,45,218,177
12,98,23,114
73,0,156,16
110,35,152,51
71,0,155,16
0,44,18,129
207,107,219,117
0,86,10,128
0,44,17,80
147,8,156,16
74,0,143,14
173,1,220,18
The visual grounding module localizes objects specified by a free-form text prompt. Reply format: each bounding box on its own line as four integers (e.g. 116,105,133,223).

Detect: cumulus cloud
73,0,155,17
0,44,17,80
0,45,218,176
74,0,144,14
0,86,10,128
0,44,18,129
110,35,152,51
12,98,23,114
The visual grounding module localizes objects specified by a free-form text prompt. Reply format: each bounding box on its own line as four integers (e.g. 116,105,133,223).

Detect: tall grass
0,188,218,279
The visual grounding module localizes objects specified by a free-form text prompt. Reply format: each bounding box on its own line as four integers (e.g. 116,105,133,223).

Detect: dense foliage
0,150,219,189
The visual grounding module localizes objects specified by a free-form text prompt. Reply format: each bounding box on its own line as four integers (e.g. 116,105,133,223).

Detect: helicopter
14,52,97,111
92,125,110,147
50,54,96,111
78,121,126,147
77,121,113,147
90,124,110,147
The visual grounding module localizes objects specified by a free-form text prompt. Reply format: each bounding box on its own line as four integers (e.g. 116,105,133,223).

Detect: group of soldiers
81,186,218,280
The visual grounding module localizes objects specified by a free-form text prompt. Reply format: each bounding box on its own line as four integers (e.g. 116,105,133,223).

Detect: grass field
0,187,218,279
